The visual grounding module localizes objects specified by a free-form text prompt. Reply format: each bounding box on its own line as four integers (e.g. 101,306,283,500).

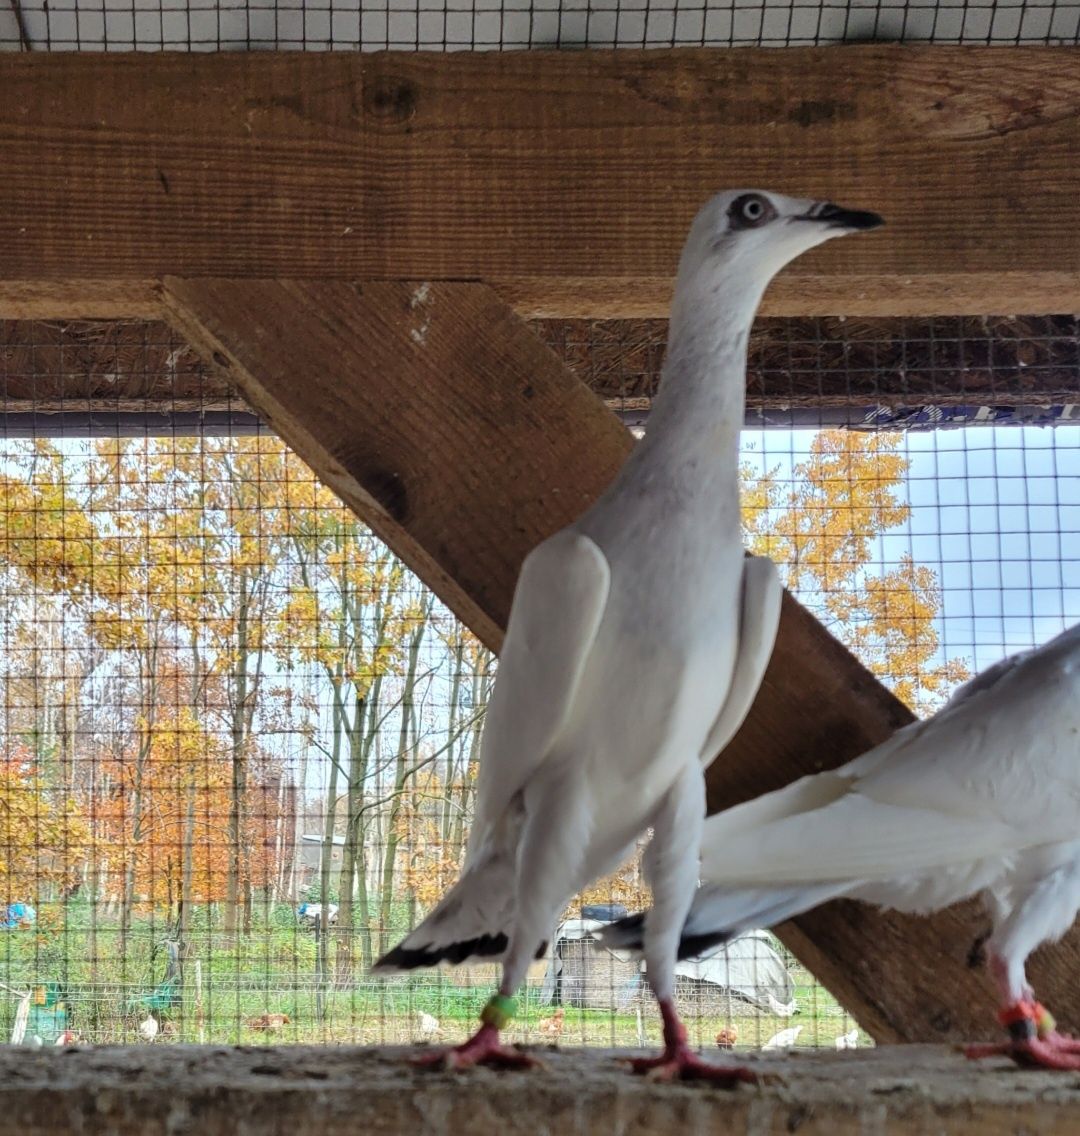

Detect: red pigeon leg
965,955,1080,1071
626,999,758,1085
412,1022,540,1071
412,993,541,1071
966,1000,1080,1071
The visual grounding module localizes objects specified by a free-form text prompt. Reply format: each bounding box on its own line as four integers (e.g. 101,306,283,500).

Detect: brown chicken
247,1013,291,1033
537,1008,565,1039
715,1026,738,1050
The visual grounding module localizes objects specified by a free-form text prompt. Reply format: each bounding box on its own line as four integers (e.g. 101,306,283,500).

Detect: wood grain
161,280,631,648
3,49,1080,317
6,1045,1080,1135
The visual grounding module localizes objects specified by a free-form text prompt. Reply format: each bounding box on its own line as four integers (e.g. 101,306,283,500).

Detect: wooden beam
162,278,1080,1043
162,280,630,648
8,1046,1080,1135
5,316,1078,417
4,48,1080,318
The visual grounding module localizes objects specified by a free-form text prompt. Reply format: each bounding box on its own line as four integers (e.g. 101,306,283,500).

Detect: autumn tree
278,503,441,975
0,744,88,908
397,624,494,931
742,430,969,712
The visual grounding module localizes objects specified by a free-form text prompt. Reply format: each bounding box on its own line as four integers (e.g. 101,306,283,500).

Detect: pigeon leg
412,995,540,1071
626,769,757,1085
965,950,1080,1070
416,780,581,1072
626,998,758,1084
964,1000,1080,1070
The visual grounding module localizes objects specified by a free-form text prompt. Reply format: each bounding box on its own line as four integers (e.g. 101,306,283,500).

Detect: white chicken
762,1026,802,1050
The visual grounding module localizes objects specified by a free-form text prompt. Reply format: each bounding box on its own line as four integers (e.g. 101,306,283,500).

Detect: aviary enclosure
0,0,1079,1128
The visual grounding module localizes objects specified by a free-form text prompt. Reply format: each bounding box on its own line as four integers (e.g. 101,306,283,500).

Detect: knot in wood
366,468,409,524
364,78,417,125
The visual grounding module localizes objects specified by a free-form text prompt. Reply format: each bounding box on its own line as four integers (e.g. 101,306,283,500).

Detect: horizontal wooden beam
3,48,1080,318
162,278,1080,1044
8,1046,1080,1135
5,316,1078,417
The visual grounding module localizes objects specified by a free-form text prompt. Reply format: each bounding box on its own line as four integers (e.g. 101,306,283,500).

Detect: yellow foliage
742,431,969,712
0,746,88,906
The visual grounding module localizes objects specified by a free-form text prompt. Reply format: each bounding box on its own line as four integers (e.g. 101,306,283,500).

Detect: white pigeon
373,190,883,1079
762,1025,802,1050
835,1028,859,1050
599,623,1080,1071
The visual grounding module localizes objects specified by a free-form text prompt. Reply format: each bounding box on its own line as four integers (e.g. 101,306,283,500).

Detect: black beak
796,202,885,230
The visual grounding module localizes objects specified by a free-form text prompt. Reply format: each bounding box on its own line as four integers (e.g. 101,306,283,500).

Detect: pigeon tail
372,844,546,972
597,881,854,958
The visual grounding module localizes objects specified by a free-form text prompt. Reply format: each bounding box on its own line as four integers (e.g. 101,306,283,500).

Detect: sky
4,0,1079,52
741,423,1080,672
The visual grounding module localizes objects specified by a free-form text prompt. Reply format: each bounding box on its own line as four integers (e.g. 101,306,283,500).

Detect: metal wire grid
0,315,1077,1052
2,0,1079,51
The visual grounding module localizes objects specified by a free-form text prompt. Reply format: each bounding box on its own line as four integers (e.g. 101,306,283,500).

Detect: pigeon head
677,189,883,291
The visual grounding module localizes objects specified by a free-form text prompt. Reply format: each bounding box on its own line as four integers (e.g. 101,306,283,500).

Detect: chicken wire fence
0,314,1076,1055
2,0,1079,50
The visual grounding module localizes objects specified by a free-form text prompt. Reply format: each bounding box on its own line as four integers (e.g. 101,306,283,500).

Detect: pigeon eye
729,193,774,229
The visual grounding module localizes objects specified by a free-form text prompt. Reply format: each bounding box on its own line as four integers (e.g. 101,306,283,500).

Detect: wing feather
698,554,782,765
466,530,610,858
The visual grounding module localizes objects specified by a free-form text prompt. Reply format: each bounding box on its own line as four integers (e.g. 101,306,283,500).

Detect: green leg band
1037,1006,1057,1038
480,994,517,1030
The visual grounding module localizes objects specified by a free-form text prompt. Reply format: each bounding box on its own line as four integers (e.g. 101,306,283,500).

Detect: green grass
0,905,868,1051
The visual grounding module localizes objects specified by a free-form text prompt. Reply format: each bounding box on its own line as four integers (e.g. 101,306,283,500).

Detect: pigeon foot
411,1023,541,1071
965,1001,1080,1070
965,1033,1080,1071
626,1043,759,1085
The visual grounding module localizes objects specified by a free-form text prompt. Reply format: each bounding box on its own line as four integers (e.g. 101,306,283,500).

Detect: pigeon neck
641,271,763,469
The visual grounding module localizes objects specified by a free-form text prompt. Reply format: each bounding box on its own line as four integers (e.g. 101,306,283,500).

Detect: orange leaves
91,705,284,908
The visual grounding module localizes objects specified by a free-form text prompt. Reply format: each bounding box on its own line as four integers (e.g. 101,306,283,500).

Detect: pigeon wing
466,529,611,857
698,554,782,765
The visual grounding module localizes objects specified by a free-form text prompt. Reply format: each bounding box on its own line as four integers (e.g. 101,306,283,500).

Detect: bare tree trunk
224,575,251,937
377,601,431,958
451,646,493,864
180,635,202,949
121,644,158,954
316,688,343,1020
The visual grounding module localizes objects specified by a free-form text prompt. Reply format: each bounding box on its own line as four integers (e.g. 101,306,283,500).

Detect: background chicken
537,1007,565,1040
715,1026,738,1050
835,1028,859,1049
762,1025,802,1050
247,1013,291,1033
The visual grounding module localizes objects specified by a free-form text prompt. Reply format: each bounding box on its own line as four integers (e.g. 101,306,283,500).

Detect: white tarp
541,920,796,1015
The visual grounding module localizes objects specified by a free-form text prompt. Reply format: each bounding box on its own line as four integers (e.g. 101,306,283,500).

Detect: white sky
2,0,1078,51
742,423,1080,671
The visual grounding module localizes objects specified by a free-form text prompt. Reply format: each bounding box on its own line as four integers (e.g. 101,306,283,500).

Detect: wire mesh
2,0,1079,51
2,0,1079,1064
0,314,1077,1055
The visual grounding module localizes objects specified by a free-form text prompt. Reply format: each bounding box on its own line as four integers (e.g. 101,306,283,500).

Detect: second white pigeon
600,623,1080,1071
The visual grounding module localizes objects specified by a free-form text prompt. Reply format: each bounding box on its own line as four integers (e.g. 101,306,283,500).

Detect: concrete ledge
3,1045,1079,1135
